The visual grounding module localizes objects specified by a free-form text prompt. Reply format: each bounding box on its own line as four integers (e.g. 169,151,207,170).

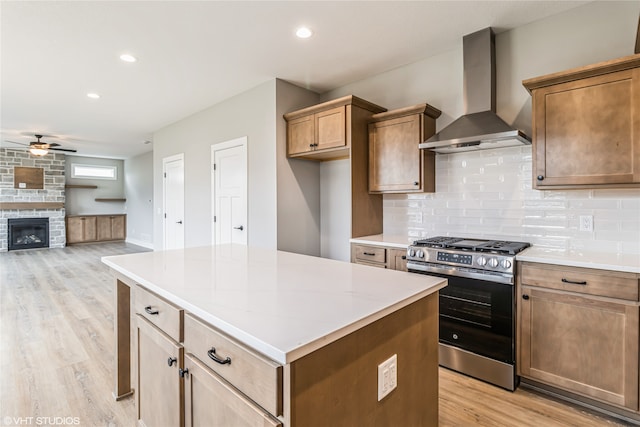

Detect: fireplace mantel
0,202,64,210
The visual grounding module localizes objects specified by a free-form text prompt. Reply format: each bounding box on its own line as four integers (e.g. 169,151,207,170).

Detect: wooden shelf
95,198,126,202
65,184,98,189
0,202,64,210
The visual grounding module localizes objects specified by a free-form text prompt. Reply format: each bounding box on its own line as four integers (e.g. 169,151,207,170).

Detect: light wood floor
0,243,634,426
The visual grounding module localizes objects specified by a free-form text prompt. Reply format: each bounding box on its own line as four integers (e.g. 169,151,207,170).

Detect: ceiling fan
4,134,77,156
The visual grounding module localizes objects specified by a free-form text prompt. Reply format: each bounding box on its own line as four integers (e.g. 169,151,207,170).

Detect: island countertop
102,244,446,364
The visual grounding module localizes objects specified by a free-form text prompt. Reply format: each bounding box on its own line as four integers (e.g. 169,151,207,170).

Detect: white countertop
102,245,446,364
350,234,412,249
516,247,640,274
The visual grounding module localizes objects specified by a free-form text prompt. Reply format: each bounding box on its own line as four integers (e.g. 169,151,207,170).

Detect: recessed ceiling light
120,54,137,63
296,27,313,39
87,93,100,99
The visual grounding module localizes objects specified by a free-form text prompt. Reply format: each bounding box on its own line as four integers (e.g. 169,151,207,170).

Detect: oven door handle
407,261,514,285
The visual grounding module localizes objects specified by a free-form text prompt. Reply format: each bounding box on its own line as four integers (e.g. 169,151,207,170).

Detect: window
71,164,117,180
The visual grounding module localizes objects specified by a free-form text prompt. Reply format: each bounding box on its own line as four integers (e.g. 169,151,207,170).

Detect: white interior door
212,137,247,245
163,154,184,250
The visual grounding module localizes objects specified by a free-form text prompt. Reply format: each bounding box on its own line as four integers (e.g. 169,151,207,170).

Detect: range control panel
437,252,472,265
406,246,515,274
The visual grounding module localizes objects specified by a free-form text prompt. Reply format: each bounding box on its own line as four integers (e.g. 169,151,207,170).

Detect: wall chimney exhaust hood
420,28,530,153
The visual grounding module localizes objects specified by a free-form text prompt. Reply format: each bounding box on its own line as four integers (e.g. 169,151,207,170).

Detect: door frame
211,137,247,245
162,153,184,250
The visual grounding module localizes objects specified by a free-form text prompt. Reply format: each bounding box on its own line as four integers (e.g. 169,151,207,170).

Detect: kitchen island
102,244,446,427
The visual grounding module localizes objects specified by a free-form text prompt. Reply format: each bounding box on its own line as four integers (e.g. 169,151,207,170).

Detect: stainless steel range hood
420,28,530,153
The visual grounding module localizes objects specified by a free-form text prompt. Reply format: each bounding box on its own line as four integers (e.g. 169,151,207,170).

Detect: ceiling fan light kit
29,147,49,156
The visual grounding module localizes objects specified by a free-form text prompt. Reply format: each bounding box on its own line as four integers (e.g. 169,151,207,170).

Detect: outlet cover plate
377,354,397,401
579,215,594,232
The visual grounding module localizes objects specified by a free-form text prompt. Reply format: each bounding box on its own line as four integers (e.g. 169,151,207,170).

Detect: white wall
65,155,125,215
153,80,278,250
124,151,154,248
320,1,640,255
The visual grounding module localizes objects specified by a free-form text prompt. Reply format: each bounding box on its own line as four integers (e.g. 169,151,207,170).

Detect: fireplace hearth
8,218,50,251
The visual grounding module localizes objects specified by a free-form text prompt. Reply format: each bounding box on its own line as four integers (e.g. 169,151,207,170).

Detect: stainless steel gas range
406,236,530,391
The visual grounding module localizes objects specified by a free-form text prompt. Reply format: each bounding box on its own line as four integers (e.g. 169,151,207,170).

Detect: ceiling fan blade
4,140,29,147
49,147,77,153
48,143,61,147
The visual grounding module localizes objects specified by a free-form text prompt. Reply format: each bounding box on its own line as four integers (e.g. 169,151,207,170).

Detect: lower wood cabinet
66,214,126,244
518,262,640,412
136,315,184,427
66,216,97,243
183,354,282,427
350,243,408,271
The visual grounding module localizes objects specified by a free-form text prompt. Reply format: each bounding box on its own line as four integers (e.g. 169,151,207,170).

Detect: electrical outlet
579,215,594,232
377,354,397,401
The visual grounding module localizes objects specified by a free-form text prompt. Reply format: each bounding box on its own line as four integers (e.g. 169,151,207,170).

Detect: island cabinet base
285,293,439,426
111,271,441,427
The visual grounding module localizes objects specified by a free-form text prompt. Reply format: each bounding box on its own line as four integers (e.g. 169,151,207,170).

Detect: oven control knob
501,259,512,269
477,256,487,266
488,258,499,268
416,250,425,259
409,248,416,257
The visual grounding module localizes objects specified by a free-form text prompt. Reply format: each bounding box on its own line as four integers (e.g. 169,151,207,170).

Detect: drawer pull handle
144,306,159,315
207,347,231,365
522,294,530,300
179,368,189,378
363,252,376,256
561,278,587,285
167,357,177,367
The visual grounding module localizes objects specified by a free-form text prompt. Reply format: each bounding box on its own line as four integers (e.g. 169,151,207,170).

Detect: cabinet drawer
353,245,386,264
184,354,282,427
135,285,184,342
183,313,282,416
520,262,639,301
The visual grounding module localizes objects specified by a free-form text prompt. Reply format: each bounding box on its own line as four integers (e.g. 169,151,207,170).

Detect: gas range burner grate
412,236,530,255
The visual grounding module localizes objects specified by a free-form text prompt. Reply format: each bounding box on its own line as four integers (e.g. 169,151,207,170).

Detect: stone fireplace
0,148,66,251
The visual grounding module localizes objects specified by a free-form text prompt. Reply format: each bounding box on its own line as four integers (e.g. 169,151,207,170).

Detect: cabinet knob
537,175,544,181
522,294,530,300
413,181,419,186
309,144,314,148
179,368,189,378
167,357,177,367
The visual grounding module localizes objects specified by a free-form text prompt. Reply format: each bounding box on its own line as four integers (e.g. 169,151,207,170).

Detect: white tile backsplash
383,146,640,255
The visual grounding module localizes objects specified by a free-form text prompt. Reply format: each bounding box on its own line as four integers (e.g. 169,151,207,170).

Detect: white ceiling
1,1,589,159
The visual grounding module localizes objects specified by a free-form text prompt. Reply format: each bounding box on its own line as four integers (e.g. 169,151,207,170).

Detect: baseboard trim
125,237,154,250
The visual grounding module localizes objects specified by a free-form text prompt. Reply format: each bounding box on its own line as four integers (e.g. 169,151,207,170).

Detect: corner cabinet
517,262,640,412
66,214,126,244
284,95,387,239
523,54,640,189
368,103,441,193
350,243,408,271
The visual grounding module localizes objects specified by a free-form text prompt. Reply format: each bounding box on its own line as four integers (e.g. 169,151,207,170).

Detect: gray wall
153,80,279,250
124,151,154,248
65,155,125,215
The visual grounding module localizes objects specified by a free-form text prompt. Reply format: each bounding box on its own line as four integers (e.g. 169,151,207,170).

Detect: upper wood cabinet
284,95,386,161
523,54,640,189
368,103,441,193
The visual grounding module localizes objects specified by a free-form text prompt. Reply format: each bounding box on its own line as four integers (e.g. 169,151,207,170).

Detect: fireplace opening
8,218,50,251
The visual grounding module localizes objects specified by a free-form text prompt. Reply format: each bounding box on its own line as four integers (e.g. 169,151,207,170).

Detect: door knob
233,225,244,231
176,220,183,224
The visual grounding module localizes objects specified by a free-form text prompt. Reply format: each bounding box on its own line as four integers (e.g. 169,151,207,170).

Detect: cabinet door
111,215,126,240
389,249,408,271
83,216,97,241
287,114,315,156
96,216,112,241
532,68,640,188
315,106,345,151
519,286,639,410
369,114,422,193
183,354,281,427
66,217,85,244
136,315,184,427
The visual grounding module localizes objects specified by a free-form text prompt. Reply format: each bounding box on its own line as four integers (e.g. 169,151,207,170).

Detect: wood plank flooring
0,243,634,426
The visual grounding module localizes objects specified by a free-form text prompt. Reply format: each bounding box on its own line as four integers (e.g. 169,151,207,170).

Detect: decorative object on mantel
14,167,44,189
0,202,64,210
4,134,77,156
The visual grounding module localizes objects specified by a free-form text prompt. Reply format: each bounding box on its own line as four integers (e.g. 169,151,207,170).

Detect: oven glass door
423,270,514,364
